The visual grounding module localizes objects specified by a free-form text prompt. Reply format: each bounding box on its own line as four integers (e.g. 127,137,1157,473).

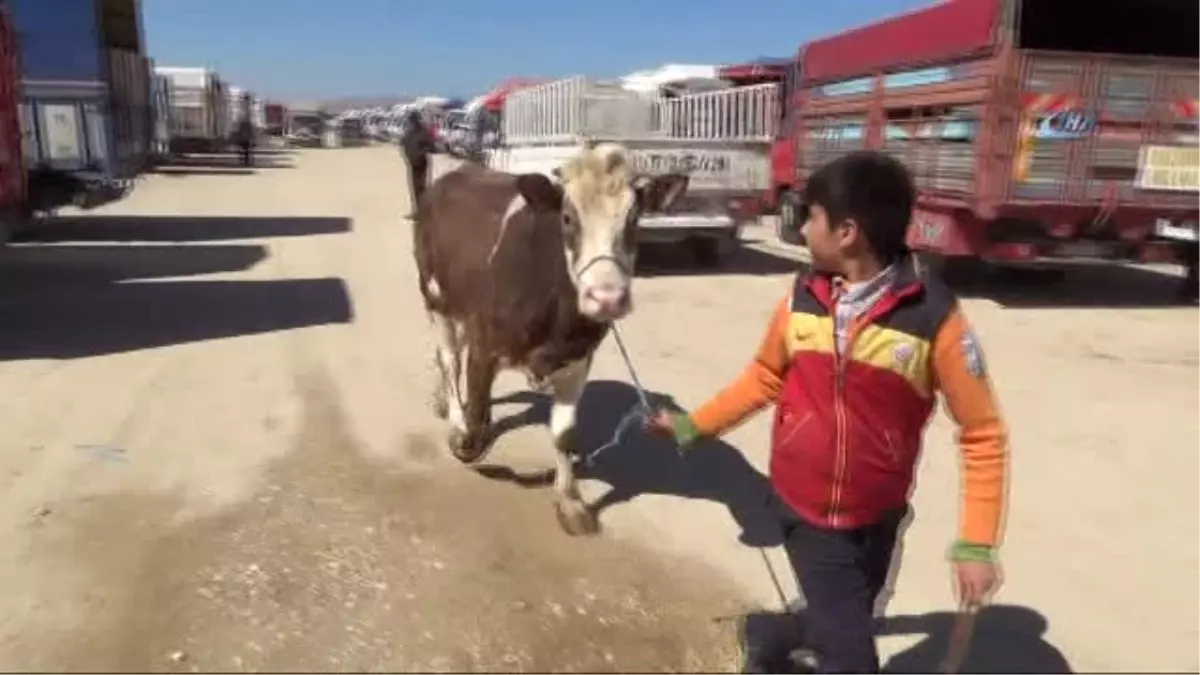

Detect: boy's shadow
739,603,1071,674
480,379,784,548
879,604,1073,673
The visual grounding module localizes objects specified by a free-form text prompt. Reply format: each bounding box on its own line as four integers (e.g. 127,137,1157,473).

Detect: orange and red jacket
687,261,1009,548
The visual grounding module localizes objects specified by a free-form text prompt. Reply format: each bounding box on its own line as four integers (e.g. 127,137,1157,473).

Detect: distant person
400,110,436,215
236,93,255,167
645,151,1010,673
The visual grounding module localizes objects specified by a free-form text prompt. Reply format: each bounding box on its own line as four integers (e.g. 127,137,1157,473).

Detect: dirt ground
0,146,1194,673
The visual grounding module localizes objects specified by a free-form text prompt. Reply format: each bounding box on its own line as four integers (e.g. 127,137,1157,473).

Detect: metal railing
503,76,780,145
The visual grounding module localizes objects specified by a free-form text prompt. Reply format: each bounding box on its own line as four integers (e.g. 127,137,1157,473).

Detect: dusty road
0,146,1195,672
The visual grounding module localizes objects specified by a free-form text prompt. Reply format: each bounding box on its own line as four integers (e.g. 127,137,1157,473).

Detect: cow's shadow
483,379,783,548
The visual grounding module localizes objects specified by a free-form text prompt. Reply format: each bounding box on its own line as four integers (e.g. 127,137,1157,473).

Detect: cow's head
514,144,689,322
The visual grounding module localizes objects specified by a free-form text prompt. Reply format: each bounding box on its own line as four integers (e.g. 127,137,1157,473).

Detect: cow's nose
586,285,630,314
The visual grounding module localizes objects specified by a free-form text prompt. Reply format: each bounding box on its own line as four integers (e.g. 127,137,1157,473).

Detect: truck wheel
691,235,733,267
1179,245,1199,302
777,191,806,246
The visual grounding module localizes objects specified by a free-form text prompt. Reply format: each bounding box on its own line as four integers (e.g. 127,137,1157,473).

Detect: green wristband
949,540,998,563
670,413,701,448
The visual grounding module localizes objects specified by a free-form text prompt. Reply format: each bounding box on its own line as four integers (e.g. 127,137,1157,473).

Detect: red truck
772,0,1199,293
0,0,26,242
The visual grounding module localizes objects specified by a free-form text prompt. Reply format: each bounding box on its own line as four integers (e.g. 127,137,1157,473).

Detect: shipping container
0,1,27,240
772,0,1199,291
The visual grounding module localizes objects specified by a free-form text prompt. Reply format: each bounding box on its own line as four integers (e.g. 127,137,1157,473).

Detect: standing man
400,109,436,217
236,93,254,167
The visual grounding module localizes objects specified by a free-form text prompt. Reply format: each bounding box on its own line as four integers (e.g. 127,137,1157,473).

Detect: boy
647,151,1009,673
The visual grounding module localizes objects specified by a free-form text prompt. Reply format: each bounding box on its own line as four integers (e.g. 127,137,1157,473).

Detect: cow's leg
448,346,496,463
547,355,598,536
428,310,464,425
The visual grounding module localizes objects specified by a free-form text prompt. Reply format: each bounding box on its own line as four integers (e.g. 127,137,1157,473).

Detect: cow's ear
516,173,563,213
634,173,689,212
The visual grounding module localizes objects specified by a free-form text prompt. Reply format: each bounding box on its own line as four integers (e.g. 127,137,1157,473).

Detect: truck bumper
636,214,740,244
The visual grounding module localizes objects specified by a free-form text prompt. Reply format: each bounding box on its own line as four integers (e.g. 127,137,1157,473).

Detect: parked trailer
264,102,286,137
156,66,230,154
486,75,779,266
7,0,145,211
772,0,1199,293
149,70,173,160
0,1,27,241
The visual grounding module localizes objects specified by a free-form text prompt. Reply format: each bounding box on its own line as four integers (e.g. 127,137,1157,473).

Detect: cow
411,143,688,535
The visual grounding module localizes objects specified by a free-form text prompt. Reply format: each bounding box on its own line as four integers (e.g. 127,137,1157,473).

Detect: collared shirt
831,263,898,355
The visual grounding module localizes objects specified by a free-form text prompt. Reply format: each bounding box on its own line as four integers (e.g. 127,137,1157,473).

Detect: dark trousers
778,498,908,673
240,143,252,167
408,156,428,214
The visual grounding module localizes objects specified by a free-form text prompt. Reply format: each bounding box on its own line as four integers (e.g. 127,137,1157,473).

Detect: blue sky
143,0,931,101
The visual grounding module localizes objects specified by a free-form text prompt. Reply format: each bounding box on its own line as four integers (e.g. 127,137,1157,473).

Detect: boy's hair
803,150,915,264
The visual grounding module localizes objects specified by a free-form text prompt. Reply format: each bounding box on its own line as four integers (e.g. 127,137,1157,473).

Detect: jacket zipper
829,352,849,528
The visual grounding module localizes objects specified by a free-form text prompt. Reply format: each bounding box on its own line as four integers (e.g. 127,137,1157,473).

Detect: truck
155,65,230,154
485,74,780,266
149,68,173,161
771,0,1200,293
7,0,151,212
0,0,26,241
263,102,287,137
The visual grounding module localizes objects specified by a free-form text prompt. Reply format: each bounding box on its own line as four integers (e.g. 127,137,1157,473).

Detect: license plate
1056,241,1107,257
1155,218,1199,242
1137,145,1200,192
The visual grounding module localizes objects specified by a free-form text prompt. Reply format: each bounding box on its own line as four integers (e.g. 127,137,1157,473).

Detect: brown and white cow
411,143,688,535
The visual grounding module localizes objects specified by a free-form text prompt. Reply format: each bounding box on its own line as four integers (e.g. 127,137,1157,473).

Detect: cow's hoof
554,499,599,536
448,428,488,463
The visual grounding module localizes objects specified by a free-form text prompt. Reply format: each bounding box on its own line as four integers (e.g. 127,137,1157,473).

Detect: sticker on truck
1136,145,1200,192
630,151,729,175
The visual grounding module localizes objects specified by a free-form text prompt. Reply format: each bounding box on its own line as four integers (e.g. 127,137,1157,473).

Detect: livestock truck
155,65,230,154
771,0,1200,294
150,69,173,161
6,0,152,213
485,74,779,266
0,0,26,242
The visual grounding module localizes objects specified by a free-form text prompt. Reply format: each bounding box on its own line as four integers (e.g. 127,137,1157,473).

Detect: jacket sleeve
930,306,1010,550
686,294,791,439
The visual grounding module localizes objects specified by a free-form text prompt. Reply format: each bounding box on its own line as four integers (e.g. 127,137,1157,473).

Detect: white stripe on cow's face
567,187,635,322
557,144,639,323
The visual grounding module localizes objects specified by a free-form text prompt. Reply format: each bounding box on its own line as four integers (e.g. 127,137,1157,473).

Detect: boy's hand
953,560,1001,608
643,409,700,447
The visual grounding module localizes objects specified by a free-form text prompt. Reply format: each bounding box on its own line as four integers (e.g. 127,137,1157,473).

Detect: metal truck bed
487,75,779,262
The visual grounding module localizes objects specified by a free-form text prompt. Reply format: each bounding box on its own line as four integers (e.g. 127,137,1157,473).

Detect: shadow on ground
480,380,784,549
944,262,1194,310
154,166,257,177
0,227,354,360
153,152,296,170
17,215,351,243
735,603,1072,674
636,241,800,278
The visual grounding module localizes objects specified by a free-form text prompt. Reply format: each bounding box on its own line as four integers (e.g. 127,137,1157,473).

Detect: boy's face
802,203,855,274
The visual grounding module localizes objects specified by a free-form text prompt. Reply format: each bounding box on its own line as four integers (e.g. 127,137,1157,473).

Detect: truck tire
777,191,806,246
690,235,734,268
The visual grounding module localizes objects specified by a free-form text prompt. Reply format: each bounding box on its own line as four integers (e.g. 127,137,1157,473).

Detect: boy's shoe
737,610,806,673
